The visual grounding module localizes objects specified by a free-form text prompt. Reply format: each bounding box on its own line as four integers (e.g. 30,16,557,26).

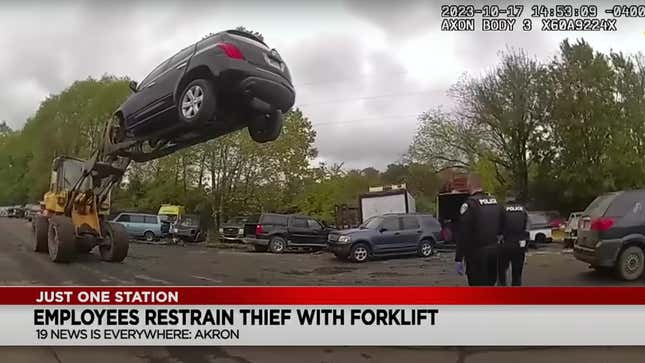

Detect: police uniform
498,202,529,286
455,192,504,286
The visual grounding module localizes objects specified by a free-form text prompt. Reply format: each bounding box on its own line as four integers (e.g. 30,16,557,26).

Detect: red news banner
1,287,645,346
12,286,645,305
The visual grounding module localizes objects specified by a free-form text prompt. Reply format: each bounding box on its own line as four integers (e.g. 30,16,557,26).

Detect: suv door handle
417,230,422,234
394,232,400,236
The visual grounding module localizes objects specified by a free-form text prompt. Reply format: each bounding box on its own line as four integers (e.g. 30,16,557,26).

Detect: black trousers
465,245,498,286
498,243,526,286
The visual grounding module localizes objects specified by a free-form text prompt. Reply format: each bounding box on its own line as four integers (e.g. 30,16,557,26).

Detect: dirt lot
0,218,634,287
1,217,643,362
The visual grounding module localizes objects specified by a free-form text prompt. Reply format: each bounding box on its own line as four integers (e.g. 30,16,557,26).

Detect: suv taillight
591,217,614,232
255,224,264,235
216,42,245,60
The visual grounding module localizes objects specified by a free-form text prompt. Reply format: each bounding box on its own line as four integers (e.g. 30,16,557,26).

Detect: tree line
408,38,645,214
0,74,440,228
1,38,643,229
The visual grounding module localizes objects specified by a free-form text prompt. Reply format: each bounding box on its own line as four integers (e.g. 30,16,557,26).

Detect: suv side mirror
129,81,138,93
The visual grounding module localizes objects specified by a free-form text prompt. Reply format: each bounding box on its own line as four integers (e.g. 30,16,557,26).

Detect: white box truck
358,184,416,222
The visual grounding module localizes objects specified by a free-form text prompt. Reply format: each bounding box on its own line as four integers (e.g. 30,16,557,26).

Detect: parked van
112,212,169,242
158,204,185,224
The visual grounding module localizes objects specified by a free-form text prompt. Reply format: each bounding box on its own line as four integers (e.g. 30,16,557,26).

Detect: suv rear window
261,214,288,225
603,191,644,217
584,192,621,217
226,30,268,47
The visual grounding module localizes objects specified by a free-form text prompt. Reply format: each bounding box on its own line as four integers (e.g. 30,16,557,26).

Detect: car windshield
61,159,92,191
528,213,549,226
226,217,248,224
180,216,198,226
159,214,177,223
360,216,383,229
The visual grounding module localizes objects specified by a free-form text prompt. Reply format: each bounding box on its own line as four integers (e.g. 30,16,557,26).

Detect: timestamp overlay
440,4,645,32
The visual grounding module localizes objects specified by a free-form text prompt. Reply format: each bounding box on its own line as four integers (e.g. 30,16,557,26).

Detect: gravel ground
1,217,641,362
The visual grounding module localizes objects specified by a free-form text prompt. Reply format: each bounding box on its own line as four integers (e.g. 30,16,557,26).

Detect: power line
293,70,409,88
296,90,443,107
312,114,420,127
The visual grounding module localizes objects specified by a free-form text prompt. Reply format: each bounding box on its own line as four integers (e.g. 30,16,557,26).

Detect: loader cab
48,156,111,214
51,156,92,193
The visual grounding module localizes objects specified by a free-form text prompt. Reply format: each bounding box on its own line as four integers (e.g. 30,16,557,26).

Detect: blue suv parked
327,213,443,262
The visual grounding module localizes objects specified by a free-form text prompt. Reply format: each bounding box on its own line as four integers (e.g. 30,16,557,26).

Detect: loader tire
48,216,76,263
32,215,49,253
99,222,129,262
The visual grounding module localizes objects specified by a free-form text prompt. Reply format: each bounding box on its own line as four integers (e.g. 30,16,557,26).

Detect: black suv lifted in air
109,29,295,161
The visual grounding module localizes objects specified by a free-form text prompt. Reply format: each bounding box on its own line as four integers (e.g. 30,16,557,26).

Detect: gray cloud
342,0,439,40
283,32,449,169
0,0,641,171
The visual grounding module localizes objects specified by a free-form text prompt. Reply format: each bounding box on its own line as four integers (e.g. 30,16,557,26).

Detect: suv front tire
178,79,216,125
350,243,370,263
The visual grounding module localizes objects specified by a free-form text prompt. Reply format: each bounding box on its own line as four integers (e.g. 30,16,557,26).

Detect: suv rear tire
268,236,286,254
248,110,283,143
418,239,434,257
616,245,645,281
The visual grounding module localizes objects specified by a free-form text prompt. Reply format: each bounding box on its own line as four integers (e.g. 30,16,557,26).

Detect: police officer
498,196,529,286
455,177,504,286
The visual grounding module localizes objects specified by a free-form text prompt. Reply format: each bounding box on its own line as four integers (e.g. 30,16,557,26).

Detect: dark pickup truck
243,213,333,253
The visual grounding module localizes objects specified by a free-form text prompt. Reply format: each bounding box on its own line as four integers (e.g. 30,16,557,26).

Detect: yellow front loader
31,109,196,263
32,154,131,263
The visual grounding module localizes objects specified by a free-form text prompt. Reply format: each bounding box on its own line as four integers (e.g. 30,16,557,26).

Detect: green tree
450,49,547,202
533,39,624,211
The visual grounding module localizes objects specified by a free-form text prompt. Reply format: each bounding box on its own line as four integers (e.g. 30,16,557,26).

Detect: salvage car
112,212,169,242
243,213,332,253
527,211,554,245
171,214,206,243
108,29,295,161
327,213,442,263
574,190,645,281
220,216,250,242
7,207,25,219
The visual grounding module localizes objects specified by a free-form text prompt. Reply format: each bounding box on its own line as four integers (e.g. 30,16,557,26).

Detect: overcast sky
0,0,643,170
